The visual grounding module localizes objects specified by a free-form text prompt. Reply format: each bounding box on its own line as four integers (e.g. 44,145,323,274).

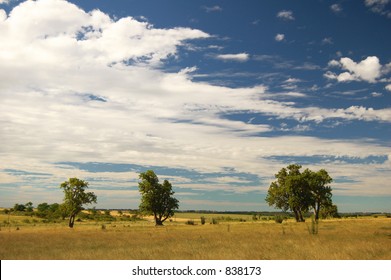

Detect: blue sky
0,0,390,212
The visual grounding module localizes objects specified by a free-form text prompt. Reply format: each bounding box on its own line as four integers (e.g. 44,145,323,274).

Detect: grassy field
0,213,390,260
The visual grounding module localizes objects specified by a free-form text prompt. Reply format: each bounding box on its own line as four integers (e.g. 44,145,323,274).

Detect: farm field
1,213,390,260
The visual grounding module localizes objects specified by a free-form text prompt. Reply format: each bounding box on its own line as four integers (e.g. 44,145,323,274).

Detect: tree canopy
60,178,97,228
266,164,334,222
138,170,179,226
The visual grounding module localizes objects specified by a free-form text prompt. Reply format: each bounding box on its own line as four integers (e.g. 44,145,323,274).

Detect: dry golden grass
0,216,390,260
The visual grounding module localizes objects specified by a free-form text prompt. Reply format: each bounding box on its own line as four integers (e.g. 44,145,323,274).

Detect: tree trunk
69,214,75,228
315,204,320,221
293,209,300,222
155,219,163,226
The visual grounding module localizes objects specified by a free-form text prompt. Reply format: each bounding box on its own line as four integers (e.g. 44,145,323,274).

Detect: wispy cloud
202,5,223,13
214,53,250,62
322,37,333,45
330,3,343,13
364,0,391,18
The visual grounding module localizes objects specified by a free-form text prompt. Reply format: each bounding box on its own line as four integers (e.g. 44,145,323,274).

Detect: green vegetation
266,164,335,222
138,170,179,226
60,178,97,228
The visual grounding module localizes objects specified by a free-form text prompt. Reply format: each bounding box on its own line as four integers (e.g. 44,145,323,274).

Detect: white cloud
330,4,343,13
365,0,391,17
325,56,386,83
277,10,295,20
202,5,223,13
284,78,302,83
215,53,249,62
386,84,391,91
1,0,391,206
322,37,333,45
371,92,383,97
328,59,341,67
275,33,285,41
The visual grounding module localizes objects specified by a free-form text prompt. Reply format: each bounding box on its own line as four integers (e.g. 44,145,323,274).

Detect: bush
274,215,284,224
308,216,318,235
200,216,206,225
186,220,195,225
211,218,219,225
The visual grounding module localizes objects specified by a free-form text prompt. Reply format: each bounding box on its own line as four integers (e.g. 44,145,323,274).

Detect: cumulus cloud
277,10,295,20
215,53,249,62
386,84,391,91
325,56,386,83
275,33,285,41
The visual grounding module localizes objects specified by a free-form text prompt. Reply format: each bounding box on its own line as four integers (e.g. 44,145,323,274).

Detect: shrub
211,218,219,225
200,216,206,225
101,224,106,230
307,216,318,235
186,220,195,225
274,215,284,224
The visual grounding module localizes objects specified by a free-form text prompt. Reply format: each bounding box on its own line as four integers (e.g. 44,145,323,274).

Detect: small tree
60,178,97,228
138,170,179,226
13,203,26,212
25,202,34,212
320,203,339,219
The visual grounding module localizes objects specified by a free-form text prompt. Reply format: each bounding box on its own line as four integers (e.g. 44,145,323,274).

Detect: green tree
266,164,334,222
320,203,339,219
36,202,50,218
304,169,333,220
138,170,179,226
58,203,69,220
25,202,34,212
60,178,97,228
266,164,309,222
13,203,26,212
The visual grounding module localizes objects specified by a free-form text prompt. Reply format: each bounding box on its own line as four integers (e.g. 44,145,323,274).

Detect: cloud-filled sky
0,0,390,212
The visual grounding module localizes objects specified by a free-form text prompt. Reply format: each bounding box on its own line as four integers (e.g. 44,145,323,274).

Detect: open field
1,213,390,260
